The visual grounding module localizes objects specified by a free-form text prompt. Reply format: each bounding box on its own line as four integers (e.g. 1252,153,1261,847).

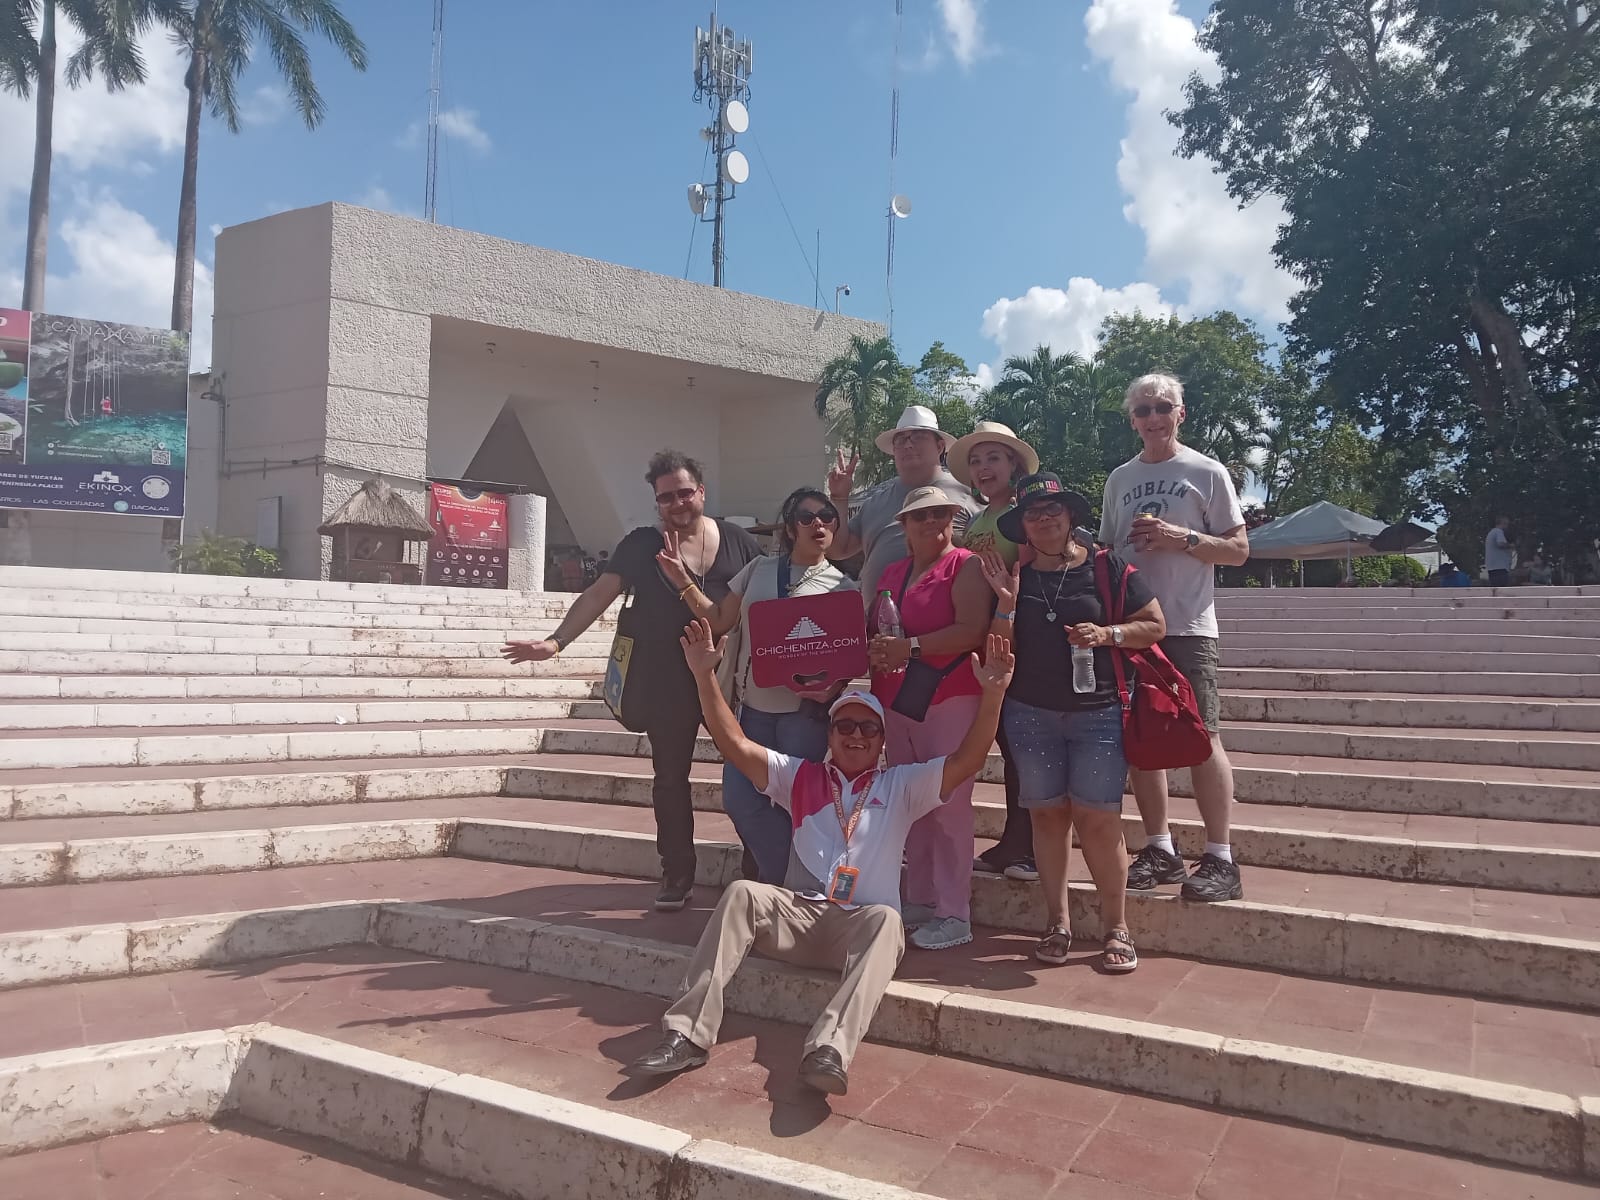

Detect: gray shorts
1159,635,1220,733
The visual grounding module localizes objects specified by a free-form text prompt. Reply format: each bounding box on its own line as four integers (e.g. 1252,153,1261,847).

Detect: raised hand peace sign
656,529,692,590
827,448,859,500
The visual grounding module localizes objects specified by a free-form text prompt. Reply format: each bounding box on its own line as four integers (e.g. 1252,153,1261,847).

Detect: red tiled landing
4,858,1597,1100
0,1119,499,1199
1,949,1590,1200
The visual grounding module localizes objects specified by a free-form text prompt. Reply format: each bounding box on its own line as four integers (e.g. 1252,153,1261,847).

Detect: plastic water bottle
1071,644,1096,693
872,589,904,639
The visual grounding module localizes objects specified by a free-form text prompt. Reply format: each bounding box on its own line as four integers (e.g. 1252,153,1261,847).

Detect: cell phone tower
687,6,754,288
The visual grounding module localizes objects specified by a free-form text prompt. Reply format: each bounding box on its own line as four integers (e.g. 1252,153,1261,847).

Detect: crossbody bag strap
1093,549,1132,707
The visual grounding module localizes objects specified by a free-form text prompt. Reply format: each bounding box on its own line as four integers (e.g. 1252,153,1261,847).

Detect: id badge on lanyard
827,767,875,905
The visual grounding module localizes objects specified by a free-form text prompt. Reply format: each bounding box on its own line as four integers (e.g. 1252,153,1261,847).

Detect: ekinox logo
82,471,133,494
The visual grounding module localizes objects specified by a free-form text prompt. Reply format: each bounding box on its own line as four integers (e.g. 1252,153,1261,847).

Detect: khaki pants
662,879,905,1069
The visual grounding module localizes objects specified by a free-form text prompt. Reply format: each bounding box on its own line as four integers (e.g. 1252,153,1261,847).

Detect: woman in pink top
868,486,992,950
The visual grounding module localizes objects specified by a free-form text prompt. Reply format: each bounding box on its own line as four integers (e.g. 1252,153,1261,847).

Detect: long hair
777,487,835,553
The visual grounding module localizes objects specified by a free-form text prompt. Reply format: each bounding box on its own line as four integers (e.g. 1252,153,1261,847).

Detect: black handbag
889,655,966,722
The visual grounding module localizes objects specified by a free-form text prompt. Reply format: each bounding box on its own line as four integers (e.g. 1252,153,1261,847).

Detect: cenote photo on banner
0,310,191,518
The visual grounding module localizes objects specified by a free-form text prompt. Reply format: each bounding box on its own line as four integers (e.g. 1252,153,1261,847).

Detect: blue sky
1,0,1293,378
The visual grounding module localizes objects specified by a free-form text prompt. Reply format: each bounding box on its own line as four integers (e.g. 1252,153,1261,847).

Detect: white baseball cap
828,690,886,724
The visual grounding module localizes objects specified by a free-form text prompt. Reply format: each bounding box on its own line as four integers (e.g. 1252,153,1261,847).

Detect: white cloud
938,0,987,69
43,192,214,369
980,280,1174,364
355,185,420,219
398,107,492,154
238,84,288,127
1083,0,1295,320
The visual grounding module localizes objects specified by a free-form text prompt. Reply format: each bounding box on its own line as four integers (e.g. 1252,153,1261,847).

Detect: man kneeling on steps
630,618,1014,1095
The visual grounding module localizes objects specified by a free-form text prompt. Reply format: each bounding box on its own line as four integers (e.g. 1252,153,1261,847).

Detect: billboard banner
0,308,191,517
426,482,509,588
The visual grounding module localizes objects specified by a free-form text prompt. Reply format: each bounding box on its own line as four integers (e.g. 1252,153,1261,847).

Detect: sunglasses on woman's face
830,718,883,737
795,507,838,526
1131,402,1176,418
655,486,700,506
905,508,953,524
1023,501,1068,521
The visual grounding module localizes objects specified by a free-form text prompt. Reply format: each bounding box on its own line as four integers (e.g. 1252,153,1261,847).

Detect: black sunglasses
1131,402,1176,418
795,507,838,526
830,718,883,737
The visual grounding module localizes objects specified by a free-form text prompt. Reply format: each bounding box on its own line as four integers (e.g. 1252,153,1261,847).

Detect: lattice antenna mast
424,0,444,223
886,0,905,337
689,5,754,288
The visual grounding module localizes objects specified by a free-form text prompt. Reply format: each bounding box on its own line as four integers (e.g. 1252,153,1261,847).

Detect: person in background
982,472,1167,971
1437,562,1473,588
664,487,858,885
501,449,762,912
1485,516,1514,588
948,420,1040,883
1528,552,1554,586
1101,373,1250,904
629,620,1014,1095
869,487,991,950
825,405,980,602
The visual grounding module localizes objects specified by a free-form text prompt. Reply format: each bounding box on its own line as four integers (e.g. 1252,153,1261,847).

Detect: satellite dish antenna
688,183,708,215
723,99,750,134
890,194,913,218
721,149,750,185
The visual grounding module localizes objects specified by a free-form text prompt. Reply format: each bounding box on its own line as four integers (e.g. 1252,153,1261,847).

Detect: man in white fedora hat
826,405,980,601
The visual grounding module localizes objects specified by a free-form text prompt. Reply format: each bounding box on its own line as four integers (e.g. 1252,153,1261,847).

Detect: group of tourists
503,371,1250,1097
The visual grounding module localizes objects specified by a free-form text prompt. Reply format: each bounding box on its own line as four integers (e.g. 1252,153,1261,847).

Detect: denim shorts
1001,698,1127,812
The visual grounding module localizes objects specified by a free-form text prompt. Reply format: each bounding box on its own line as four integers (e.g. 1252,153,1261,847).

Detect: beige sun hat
947,421,1041,488
874,405,952,454
894,485,962,520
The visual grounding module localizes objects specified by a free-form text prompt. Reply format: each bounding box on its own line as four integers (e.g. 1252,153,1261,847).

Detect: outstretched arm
501,571,624,663
681,618,770,792
940,633,1014,799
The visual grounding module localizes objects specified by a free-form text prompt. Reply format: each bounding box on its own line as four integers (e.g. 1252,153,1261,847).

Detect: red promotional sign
746,591,868,693
426,483,508,588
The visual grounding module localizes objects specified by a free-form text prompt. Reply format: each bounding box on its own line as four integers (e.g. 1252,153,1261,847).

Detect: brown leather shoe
798,1046,848,1095
630,1032,708,1076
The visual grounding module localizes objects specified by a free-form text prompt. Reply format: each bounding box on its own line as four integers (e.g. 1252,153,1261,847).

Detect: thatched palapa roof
318,478,434,541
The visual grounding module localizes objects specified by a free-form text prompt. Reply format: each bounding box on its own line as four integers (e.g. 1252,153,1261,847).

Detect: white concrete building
2,203,880,583
204,202,881,581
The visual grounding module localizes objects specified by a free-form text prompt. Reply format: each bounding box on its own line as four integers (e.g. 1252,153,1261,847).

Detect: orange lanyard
827,766,877,845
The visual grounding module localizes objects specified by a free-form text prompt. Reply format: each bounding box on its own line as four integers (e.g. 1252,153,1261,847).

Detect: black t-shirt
1008,552,1155,712
604,519,764,693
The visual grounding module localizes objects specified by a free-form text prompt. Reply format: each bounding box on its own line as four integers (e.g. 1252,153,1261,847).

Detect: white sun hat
874,405,953,454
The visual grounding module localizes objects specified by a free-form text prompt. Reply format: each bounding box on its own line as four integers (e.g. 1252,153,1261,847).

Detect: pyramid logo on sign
786,616,826,640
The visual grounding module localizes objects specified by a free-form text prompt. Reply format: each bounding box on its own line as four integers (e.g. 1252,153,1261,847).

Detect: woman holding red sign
868,487,991,950
661,487,858,885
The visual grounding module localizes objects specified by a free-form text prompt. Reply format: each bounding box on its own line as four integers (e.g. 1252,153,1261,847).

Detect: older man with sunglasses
630,619,1013,1096
826,405,980,602
1100,373,1250,903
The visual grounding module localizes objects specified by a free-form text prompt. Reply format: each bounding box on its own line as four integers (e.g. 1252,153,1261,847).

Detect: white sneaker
901,903,935,931
911,916,973,951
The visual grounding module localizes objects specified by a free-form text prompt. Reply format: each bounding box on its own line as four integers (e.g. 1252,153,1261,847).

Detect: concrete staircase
2,565,1598,1197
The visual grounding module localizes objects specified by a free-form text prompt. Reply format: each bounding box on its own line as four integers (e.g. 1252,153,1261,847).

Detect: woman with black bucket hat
981,472,1166,972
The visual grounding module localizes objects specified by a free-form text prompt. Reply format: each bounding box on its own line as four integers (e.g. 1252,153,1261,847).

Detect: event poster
0,308,191,517
426,482,509,588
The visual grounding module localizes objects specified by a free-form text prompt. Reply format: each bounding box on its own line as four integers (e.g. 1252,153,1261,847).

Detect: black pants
646,688,704,882
1488,568,1511,588
979,723,1033,865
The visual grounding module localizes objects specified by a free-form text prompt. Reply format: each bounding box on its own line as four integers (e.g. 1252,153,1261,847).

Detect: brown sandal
1034,926,1072,965
1102,928,1138,974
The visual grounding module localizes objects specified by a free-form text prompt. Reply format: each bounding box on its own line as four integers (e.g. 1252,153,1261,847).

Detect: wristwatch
909,636,922,660
1185,531,1200,552
1111,625,1124,646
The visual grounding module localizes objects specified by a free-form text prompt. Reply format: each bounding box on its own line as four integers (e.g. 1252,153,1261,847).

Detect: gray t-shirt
847,470,979,602
1100,444,1246,638
1484,527,1514,572
729,554,858,714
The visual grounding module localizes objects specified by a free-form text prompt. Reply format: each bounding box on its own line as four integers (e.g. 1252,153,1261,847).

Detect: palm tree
814,334,903,461
3,0,156,311
985,344,1089,477
162,0,367,331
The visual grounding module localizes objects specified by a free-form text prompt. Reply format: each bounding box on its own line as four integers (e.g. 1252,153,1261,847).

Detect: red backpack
1092,550,1214,771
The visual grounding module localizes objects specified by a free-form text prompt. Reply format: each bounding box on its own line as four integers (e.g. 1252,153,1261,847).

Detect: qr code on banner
0,432,13,453
150,448,171,466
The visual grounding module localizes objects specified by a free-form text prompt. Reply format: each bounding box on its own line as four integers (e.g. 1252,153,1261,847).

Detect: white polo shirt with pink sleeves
761,750,947,912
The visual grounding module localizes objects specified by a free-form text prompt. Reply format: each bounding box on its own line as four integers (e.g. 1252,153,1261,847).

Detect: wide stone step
1228,630,1600,654
1226,645,1595,673
8,941,1580,1195
541,723,1600,817
1220,666,1600,699
0,612,618,642
1221,690,1600,732
0,591,616,626
0,696,595,731
0,649,604,677
0,674,604,701
1218,585,1599,603
1219,615,1600,636
0,629,600,658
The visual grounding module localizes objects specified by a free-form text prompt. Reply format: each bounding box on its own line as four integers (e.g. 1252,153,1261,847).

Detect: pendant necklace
1031,548,1078,623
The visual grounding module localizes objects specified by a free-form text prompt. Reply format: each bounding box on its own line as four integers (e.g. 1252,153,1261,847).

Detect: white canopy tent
1247,501,1439,583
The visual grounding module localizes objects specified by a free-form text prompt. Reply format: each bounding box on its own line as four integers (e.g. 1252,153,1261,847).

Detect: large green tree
1174,0,1600,571
2,0,158,311
161,0,367,331
814,334,903,474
